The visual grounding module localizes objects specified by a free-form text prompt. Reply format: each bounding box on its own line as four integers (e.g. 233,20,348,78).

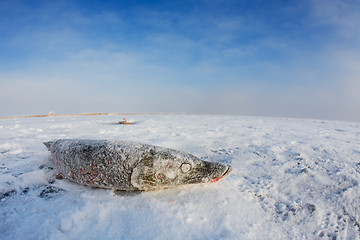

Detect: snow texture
1,115,360,239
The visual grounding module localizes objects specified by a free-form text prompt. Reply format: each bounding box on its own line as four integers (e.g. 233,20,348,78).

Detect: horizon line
0,112,186,120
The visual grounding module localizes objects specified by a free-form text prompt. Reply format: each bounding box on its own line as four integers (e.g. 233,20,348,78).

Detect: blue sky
1,0,359,121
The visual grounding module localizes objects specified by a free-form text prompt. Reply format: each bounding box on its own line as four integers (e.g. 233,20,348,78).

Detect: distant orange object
119,118,132,125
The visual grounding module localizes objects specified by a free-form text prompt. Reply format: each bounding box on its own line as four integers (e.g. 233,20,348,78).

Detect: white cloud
310,0,360,38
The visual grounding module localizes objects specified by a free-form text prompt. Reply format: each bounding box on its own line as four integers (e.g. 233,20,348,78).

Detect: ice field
1,115,360,239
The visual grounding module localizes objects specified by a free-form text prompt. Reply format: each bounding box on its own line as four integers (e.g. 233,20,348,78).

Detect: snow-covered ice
1,115,360,239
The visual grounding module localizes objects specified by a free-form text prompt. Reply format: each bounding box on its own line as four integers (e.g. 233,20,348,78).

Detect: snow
1,115,360,239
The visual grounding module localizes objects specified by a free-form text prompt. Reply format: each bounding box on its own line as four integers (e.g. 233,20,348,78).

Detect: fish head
131,149,232,191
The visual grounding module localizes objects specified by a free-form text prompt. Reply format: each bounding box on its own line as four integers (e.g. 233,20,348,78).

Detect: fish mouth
210,165,232,183
222,166,232,178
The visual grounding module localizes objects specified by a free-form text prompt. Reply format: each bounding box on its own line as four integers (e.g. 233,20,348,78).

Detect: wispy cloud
0,0,359,121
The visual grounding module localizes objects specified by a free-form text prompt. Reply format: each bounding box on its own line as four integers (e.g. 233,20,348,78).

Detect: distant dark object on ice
118,118,133,125
43,139,232,191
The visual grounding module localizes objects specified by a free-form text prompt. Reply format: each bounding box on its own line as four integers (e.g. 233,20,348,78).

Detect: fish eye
180,163,191,173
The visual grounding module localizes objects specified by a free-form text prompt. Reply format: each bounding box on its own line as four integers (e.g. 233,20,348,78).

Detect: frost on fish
44,139,232,191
